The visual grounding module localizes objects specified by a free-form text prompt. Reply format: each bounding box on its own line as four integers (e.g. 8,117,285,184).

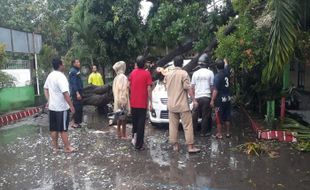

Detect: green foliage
233,0,266,15
0,0,77,55
68,0,144,68
215,16,269,72
297,31,310,61
0,45,15,88
214,1,285,106
40,0,78,54
0,0,45,31
0,44,7,68
0,72,16,88
37,44,58,81
147,0,232,52
262,0,299,83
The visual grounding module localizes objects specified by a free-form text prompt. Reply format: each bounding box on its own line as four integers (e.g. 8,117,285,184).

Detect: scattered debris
232,141,279,158
282,118,310,152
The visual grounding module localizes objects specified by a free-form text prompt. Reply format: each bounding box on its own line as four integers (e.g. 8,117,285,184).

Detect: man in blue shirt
69,59,84,128
210,59,231,139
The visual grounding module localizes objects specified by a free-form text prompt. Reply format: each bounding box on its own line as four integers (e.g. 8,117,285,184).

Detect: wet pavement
0,107,309,190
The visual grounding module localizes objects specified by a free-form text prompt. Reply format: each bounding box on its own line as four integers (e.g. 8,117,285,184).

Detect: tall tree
68,0,144,69
0,0,77,54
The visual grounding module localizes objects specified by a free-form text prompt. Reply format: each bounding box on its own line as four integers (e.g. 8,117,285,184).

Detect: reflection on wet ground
0,107,309,190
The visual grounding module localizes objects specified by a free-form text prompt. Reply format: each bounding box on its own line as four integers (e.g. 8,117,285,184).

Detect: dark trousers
72,98,83,124
131,108,147,149
192,97,212,135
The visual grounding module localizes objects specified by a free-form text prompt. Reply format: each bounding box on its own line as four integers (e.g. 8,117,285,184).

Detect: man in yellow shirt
88,65,104,86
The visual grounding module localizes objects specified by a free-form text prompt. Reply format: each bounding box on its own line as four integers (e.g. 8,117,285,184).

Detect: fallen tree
184,24,236,72
154,23,236,73
156,40,195,67
82,84,113,110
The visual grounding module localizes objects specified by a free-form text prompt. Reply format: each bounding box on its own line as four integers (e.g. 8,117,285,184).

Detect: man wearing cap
191,53,214,136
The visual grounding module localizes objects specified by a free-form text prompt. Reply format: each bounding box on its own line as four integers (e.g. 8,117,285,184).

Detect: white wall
1,69,31,87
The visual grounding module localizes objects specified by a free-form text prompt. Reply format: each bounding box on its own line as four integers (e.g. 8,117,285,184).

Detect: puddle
0,109,309,190
0,125,39,145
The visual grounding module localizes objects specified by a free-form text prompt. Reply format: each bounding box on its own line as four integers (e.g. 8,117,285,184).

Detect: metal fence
2,60,31,69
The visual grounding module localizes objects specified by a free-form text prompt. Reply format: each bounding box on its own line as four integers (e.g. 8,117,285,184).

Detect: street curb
240,106,297,142
0,107,42,127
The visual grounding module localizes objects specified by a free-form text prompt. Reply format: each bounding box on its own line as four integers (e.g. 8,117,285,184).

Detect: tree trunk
156,41,194,67
184,24,236,72
155,24,236,72
82,84,113,107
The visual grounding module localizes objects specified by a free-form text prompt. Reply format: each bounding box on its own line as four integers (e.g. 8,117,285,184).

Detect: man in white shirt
44,58,76,153
191,53,214,137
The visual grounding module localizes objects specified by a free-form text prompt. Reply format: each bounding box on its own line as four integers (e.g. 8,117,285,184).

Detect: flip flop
135,147,145,151
215,134,223,139
173,144,180,152
121,136,130,140
52,148,59,154
64,147,78,153
188,148,201,154
71,124,81,129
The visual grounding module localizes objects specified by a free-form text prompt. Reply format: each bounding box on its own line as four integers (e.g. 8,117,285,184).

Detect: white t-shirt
191,68,214,98
44,71,70,111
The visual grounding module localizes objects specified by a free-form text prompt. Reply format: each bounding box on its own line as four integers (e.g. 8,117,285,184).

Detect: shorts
49,110,70,132
216,102,231,122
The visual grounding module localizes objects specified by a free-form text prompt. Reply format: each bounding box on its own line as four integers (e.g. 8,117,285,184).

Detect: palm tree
263,0,299,121
263,0,299,82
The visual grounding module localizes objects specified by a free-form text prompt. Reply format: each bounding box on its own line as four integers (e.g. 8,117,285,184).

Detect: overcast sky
139,0,225,22
140,0,153,22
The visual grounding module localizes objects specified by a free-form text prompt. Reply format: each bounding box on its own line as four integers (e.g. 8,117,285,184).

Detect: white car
149,60,198,126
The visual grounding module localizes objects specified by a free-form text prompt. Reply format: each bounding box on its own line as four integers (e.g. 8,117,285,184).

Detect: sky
140,0,153,23
139,0,225,22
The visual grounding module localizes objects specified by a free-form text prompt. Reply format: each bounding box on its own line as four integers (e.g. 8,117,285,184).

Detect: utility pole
33,32,40,95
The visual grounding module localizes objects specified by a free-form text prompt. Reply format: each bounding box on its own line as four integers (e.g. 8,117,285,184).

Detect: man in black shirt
210,59,231,139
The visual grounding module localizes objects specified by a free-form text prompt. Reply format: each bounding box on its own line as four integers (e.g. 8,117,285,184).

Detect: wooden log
82,93,113,107
83,84,112,96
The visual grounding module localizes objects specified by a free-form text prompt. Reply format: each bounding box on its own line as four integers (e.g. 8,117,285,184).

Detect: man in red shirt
129,56,153,150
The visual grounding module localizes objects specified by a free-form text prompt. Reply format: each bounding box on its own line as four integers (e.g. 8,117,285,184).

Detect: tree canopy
0,0,309,91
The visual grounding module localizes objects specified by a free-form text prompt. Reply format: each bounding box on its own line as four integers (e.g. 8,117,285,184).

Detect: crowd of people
43,53,232,154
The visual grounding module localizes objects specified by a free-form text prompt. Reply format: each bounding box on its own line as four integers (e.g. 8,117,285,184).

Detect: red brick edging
0,107,42,127
240,106,297,142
